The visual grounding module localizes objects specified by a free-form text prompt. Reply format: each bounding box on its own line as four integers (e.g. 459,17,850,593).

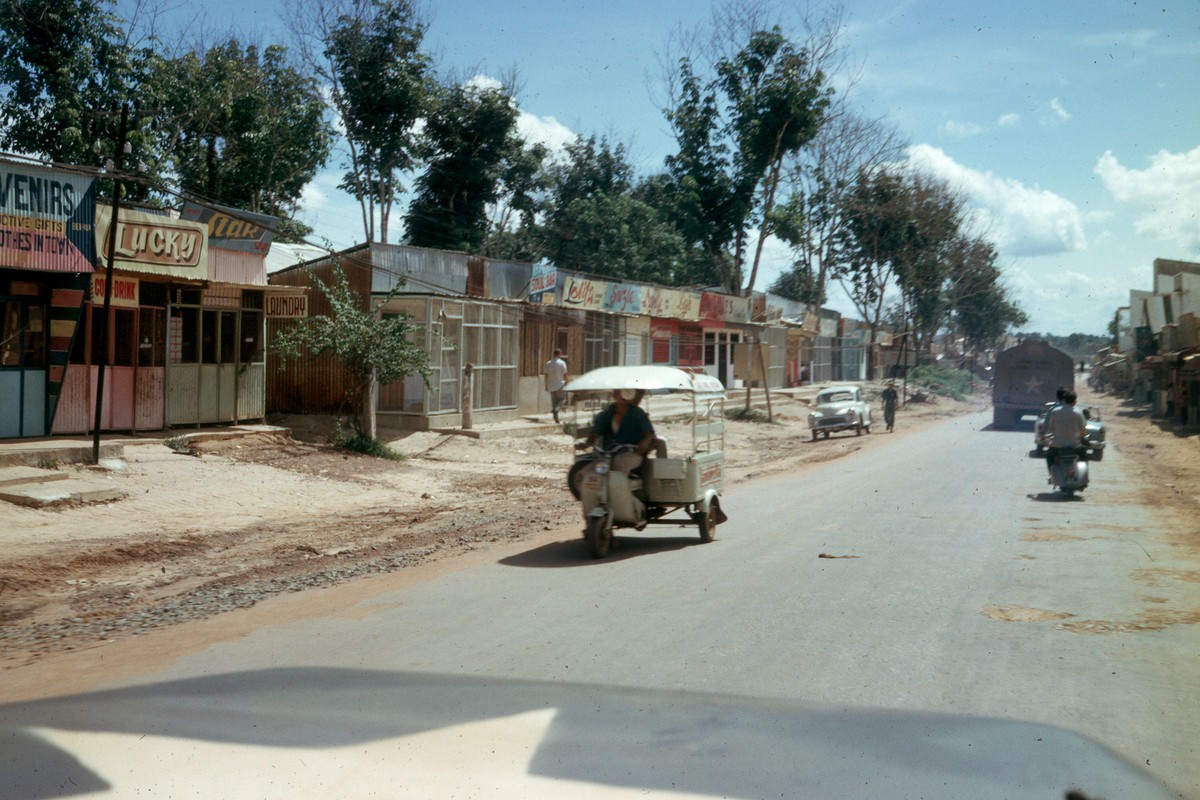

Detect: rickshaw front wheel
585,516,613,559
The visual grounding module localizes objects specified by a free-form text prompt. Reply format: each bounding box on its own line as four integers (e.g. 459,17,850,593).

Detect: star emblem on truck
1024,376,1043,393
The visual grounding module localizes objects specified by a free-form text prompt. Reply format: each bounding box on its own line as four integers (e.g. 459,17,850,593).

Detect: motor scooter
1046,447,1089,497
563,365,728,560
574,443,644,558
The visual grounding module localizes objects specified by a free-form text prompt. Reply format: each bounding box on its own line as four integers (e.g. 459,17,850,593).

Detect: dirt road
1,383,1194,671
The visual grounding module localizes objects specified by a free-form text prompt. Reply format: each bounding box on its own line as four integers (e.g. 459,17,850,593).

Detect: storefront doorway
0,295,46,437
704,330,741,387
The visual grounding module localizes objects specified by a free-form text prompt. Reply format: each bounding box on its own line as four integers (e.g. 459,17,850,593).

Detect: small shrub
907,365,975,401
36,457,58,470
728,407,776,424
163,436,194,455
332,422,404,460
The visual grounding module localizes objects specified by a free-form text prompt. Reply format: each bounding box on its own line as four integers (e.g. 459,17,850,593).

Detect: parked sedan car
808,385,872,440
1033,402,1106,460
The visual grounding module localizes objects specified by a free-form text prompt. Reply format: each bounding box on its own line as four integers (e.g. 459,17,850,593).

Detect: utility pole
92,103,130,464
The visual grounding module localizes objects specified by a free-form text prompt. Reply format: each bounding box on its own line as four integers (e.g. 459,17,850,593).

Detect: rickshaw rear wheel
585,516,613,558
696,502,718,543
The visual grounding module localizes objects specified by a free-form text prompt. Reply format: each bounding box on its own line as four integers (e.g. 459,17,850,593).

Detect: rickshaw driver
575,389,656,475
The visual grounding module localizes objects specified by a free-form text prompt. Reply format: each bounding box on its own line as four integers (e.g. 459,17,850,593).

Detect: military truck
992,340,1074,428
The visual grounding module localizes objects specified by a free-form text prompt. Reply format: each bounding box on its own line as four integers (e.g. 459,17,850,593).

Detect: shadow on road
1028,492,1086,502
500,534,703,568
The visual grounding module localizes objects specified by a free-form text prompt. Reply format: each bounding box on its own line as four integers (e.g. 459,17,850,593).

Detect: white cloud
942,119,982,138
1094,145,1200,255
1041,97,1071,126
997,113,1020,128
905,144,1086,257
516,112,578,157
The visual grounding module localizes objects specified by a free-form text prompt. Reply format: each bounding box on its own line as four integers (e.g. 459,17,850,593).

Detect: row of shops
0,160,284,441
1095,258,1200,429
2,157,886,441
267,245,881,430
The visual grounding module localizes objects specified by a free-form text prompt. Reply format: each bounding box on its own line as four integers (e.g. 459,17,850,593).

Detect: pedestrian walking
544,348,569,423
881,381,899,432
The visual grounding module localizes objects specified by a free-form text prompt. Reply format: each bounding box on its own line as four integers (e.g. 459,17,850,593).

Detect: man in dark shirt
577,389,655,474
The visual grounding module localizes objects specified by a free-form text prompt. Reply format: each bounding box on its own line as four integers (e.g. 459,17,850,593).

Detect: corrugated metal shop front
377,296,520,420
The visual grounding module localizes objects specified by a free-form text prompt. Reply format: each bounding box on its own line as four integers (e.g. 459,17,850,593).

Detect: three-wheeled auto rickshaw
563,365,728,559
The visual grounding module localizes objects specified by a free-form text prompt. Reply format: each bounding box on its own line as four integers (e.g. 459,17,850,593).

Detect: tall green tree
0,0,156,193
404,80,523,252
155,39,332,238
770,110,907,311
945,237,1027,354
664,26,830,294
538,136,686,283
834,167,913,378
298,0,431,243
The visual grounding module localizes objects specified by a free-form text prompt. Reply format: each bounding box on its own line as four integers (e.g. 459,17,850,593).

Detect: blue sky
128,0,1200,335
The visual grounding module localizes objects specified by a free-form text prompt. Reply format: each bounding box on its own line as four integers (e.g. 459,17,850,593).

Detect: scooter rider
1043,389,1086,475
576,389,656,475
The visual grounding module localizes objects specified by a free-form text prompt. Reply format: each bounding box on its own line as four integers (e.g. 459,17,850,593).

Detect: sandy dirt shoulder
1,381,1194,673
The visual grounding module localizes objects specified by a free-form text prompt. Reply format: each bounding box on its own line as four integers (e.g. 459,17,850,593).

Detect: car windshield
820,391,854,403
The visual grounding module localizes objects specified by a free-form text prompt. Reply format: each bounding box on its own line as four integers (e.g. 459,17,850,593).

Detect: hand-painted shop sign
699,292,726,322
0,162,96,272
562,274,607,311
265,290,308,318
604,282,641,314
91,274,140,308
180,201,276,255
95,206,209,278
529,259,557,297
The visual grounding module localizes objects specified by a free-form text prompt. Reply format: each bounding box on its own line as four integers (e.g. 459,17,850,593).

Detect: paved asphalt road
2,411,1195,799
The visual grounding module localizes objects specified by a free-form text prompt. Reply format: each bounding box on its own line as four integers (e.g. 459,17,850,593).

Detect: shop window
1,301,21,366
112,308,136,367
175,306,199,364
89,307,106,366
242,290,264,310
219,311,237,364
138,308,166,367
240,311,262,363
201,310,218,364
140,282,168,307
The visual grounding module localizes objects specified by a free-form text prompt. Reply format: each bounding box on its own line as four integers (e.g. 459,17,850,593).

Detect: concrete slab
0,466,70,488
428,421,562,440
0,479,127,508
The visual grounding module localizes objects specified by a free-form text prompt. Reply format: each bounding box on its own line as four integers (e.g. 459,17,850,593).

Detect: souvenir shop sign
95,206,209,278
181,201,276,255
529,260,557,302
0,162,96,272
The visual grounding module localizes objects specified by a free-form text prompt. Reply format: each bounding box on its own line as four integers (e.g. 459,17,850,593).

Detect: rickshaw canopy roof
564,365,725,396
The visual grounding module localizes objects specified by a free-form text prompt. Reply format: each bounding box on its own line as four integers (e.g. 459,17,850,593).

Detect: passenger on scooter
575,388,656,475
1043,389,1086,474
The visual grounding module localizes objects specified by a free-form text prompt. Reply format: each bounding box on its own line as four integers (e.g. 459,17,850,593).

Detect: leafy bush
332,422,404,460
727,406,776,424
906,365,975,400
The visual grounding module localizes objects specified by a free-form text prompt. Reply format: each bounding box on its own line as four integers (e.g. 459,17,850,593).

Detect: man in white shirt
1043,389,1085,475
543,349,569,423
